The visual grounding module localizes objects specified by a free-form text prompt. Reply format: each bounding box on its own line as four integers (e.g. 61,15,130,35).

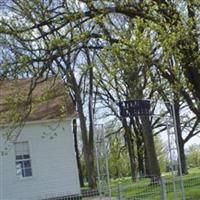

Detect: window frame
14,141,33,179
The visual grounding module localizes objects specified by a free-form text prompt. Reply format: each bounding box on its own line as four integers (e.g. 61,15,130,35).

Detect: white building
0,78,81,200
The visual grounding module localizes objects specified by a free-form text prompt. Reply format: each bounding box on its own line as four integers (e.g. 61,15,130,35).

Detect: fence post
160,177,167,200
117,182,123,200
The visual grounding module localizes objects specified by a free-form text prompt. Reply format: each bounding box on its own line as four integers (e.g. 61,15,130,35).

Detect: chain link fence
77,174,199,200
42,174,199,200
108,174,200,200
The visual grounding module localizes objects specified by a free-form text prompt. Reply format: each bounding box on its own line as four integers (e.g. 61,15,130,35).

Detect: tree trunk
73,119,84,187
87,65,97,188
87,146,96,188
127,83,160,181
144,148,150,176
70,72,96,188
132,117,145,176
140,115,161,181
122,119,137,181
136,133,145,176
77,97,96,188
179,141,188,175
174,98,188,175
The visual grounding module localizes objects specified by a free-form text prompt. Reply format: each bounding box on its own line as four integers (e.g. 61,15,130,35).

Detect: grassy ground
109,167,200,200
82,168,200,199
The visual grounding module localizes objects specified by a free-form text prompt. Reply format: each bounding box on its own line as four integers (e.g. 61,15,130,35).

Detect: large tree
1,0,200,184
0,0,101,188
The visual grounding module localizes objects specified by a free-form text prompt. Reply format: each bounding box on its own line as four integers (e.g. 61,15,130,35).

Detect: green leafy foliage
186,144,200,168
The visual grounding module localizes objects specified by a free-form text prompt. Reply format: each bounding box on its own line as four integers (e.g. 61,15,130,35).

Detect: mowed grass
109,167,200,199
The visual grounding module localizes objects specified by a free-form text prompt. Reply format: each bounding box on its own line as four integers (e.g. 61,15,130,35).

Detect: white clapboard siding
0,119,80,200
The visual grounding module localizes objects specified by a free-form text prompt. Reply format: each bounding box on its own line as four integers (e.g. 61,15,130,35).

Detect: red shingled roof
0,77,76,124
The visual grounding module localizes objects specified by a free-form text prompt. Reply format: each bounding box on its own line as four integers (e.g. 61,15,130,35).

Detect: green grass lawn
109,167,200,200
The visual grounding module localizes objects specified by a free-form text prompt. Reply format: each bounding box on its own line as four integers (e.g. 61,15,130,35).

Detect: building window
15,142,32,178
